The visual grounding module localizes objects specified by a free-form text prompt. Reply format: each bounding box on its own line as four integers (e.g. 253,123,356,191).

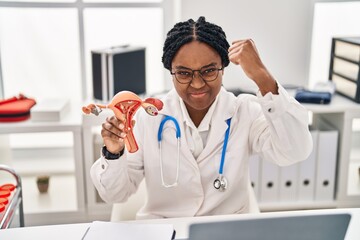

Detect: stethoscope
157,115,232,192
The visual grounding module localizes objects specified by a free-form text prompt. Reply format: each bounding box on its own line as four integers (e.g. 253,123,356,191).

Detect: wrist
102,145,124,160
254,70,278,95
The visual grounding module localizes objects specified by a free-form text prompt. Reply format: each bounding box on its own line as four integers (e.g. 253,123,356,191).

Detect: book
82,221,176,240
31,98,70,121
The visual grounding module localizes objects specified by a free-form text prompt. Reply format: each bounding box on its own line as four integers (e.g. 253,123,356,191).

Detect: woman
90,16,312,219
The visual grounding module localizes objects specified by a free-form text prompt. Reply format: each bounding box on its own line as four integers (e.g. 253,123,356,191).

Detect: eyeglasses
171,66,223,84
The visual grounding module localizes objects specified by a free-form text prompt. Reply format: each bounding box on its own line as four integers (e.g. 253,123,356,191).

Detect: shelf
11,148,75,177
21,174,77,214
259,201,337,212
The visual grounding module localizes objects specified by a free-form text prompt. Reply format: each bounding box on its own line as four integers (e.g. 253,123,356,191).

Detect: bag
295,89,332,104
0,94,36,122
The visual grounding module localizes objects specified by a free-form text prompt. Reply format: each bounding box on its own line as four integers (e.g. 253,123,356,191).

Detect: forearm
90,155,144,203
251,84,313,165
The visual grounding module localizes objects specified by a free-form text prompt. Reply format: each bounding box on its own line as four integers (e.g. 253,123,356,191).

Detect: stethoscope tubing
158,115,181,188
219,118,232,175
158,115,232,191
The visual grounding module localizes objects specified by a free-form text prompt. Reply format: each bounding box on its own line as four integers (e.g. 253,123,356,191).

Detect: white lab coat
90,84,313,219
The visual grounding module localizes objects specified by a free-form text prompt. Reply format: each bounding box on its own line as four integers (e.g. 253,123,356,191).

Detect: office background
0,0,360,226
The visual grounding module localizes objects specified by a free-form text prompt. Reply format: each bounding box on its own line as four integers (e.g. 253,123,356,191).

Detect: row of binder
249,121,338,204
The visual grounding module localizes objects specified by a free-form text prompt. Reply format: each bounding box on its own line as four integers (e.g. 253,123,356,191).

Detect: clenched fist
228,39,278,95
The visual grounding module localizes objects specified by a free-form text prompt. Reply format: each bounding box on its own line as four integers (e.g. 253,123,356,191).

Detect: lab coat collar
157,87,237,163
196,87,237,162
157,89,180,118
157,89,197,167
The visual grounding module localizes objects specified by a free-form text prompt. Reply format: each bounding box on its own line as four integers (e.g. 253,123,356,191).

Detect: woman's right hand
101,115,128,154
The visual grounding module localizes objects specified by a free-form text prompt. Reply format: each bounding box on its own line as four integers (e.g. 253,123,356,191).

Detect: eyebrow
174,62,218,70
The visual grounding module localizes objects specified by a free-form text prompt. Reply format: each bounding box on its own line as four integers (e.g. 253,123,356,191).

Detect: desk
0,208,359,239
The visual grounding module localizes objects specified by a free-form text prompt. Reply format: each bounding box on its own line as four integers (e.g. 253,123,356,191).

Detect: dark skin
101,39,278,154
171,41,223,127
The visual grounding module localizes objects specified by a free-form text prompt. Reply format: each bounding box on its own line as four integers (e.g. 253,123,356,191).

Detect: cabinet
0,109,86,225
81,93,360,217
329,37,360,103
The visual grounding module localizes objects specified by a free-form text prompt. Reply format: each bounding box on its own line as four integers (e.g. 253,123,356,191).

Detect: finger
131,119,136,127
229,40,246,51
106,116,126,130
102,128,126,142
228,46,242,57
228,48,242,65
102,121,127,139
106,115,120,126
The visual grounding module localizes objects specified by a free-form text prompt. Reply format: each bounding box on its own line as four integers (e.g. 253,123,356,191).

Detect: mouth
190,92,207,98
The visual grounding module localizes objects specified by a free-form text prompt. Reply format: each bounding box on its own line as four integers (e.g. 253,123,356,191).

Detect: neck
186,105,209,128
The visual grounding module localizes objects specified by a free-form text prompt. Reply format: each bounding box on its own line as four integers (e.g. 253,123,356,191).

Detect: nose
190,71,205,88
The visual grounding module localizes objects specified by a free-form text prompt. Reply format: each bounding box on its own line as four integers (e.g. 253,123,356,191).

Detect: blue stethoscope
157,115,232,192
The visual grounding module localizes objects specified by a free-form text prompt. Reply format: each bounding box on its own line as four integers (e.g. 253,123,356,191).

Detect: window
0,1,175,103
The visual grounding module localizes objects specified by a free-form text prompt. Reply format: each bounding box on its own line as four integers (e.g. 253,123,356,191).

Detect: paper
82,221,175,240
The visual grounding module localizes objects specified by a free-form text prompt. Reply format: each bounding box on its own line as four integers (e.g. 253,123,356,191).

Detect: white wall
179,0,313,91
308,1,360,88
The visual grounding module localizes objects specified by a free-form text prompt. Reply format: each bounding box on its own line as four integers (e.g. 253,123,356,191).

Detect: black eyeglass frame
170,67,224,84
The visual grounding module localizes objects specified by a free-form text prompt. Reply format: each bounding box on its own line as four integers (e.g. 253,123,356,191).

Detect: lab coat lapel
197,89,236,162
158,90,198,168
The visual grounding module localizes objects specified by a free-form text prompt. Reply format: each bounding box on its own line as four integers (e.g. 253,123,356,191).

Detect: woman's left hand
228,39,278,95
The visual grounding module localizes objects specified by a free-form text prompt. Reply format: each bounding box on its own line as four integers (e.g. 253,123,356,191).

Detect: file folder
279,163,298,202
249,154,261,198
260,159,279,203
298,130,318,201
315,121,338,201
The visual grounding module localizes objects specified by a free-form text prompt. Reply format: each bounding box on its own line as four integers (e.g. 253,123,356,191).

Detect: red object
0,190,10,198
0,198,8,205
0,203,5,213
0,93,36,122
0,184,16,192
82,91,163,153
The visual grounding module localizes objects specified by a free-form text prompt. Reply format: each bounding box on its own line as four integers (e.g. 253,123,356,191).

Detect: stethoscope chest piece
213,175,228,192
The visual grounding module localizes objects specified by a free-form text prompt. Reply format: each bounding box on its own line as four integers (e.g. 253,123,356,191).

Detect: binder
298,129,318,201
249,154,261,198
259,159,279,203
314,121,338,201
279,163,298,202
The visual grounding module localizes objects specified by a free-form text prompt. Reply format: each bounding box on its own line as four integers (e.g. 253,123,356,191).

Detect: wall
179,0,313,91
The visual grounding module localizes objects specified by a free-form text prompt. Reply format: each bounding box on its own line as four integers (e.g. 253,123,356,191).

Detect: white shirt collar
179,93,220,132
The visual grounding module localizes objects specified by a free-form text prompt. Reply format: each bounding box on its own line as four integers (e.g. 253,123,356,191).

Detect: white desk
0,208,359,240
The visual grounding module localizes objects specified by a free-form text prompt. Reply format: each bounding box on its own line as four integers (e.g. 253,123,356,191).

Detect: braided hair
162,16,230,71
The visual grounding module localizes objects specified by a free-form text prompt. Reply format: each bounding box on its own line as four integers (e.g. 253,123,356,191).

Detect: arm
229,39,312,165
90,115,144,203
248,85,313,165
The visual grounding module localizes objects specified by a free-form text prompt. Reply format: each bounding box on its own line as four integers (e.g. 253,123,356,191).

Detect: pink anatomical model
82,91,163,153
